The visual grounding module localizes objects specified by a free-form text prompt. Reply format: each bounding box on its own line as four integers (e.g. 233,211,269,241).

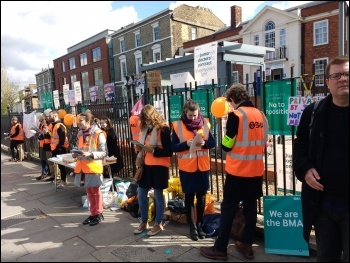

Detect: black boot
196,222,206,239
190,223,198,241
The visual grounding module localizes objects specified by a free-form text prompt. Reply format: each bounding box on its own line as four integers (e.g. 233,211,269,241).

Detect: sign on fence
263,195,309,256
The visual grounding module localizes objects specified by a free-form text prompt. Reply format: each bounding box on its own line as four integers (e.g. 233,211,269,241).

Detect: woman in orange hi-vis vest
73,112,107,226
4,116,24,162
133,105,173,237
171,99,215,241
200,84,268,261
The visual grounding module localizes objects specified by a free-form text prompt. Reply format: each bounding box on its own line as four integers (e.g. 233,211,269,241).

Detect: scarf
82,126,93,143
181,114,204,136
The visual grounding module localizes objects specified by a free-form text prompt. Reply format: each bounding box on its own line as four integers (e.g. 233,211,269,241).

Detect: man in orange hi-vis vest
200,84,268,261
4,116,24,162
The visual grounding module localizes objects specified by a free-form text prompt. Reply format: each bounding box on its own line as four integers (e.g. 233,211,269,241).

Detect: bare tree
1,56,19,114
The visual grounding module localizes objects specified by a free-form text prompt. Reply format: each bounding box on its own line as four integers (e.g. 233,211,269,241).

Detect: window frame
314,20,328,46
314,57,328,87
80,52,87,66
134,30,141,48
92,47,101,62
151,22,160,41
119,37,125,53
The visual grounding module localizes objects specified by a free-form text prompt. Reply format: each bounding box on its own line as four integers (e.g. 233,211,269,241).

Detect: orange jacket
50,123,69,151
142,126,171,167
225,107,268,177
10,123,24,141
130,115,141,141
172,119,211,172
74,130,104,174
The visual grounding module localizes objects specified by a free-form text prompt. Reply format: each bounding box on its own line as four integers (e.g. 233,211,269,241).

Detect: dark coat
293,94,331,242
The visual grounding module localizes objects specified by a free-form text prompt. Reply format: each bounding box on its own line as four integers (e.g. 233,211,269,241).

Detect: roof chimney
231,5,242,28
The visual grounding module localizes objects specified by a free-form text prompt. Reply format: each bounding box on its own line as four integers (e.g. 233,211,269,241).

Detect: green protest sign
263,195,309,256
264,79,297,135
169,95,184,123
192,89,214,130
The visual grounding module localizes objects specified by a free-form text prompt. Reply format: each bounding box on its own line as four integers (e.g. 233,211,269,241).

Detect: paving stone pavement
1,151,317,262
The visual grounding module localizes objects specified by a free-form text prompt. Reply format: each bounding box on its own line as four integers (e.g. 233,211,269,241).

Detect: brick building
110,4,225,100
52,29,116,105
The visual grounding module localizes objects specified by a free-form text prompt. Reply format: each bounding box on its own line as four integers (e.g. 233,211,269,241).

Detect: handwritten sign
287,96,324,126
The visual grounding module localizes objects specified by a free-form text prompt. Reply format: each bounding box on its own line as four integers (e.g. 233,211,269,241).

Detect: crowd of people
4,56,348,261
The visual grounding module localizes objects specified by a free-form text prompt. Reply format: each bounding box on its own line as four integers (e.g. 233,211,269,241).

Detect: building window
152,44,161,62
314,58,328,86
134,51,142,75
62,61,65,72
314,20,328,46
232,71,239,84
81,71,89,102
92,47,101,62
280,28,286,47
63,77,66,85
119,55,127,81
134,31,141,47
121,39,125,52
264,21,275,48
70,74,77,89
152,22,160,41
191,27,197,40
80,53,87,66
69,57,76,70
93,67,103,99
254,35,259,46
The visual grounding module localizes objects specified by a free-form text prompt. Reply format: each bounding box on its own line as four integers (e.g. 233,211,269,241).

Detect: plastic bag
131,98,144,116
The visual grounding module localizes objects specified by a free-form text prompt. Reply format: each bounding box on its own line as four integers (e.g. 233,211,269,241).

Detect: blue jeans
41,160,49,174
138,186,164,224
314,207,349,262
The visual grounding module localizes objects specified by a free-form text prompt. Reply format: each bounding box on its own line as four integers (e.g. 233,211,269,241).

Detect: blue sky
1,1,314,88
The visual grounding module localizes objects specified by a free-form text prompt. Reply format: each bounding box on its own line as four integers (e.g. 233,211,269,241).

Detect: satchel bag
231,204,246,241
134,166,143,182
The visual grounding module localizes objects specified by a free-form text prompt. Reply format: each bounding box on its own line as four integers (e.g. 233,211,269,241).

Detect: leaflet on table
131,140,144,147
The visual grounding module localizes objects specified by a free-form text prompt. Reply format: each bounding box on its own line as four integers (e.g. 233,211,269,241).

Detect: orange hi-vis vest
10,123,24,141
172,119,211,172
50,122,69,151
142,126,171,167
44,122,53,145
74,130,104,174
130,115,141,141
38,123,47,147
225,107,268,177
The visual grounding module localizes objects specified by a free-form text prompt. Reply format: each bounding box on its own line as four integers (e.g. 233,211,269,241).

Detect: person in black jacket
100,117,123,176
293,56,349,262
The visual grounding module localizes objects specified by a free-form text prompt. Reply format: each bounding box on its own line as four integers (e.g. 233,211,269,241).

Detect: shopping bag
231,205,245,241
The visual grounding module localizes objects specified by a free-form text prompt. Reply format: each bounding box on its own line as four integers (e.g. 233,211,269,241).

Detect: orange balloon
58,109,67,119
211,97,229,118
63,113,74,126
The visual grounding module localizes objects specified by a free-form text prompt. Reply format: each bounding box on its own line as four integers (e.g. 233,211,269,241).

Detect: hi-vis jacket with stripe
143,126,171,167
50,122,69,151
74,129,104,174
225,107,268,177
10,123,24,141
172,119,211,172
43,123,53,145
130,115,141,141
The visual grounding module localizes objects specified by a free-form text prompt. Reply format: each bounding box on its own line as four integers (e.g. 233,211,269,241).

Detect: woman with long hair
133,104,173,236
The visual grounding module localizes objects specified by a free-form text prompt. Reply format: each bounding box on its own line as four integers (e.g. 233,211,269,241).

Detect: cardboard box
163,210,187,224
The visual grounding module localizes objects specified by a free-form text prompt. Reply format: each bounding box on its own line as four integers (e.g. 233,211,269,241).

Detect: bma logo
249,122,263,129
